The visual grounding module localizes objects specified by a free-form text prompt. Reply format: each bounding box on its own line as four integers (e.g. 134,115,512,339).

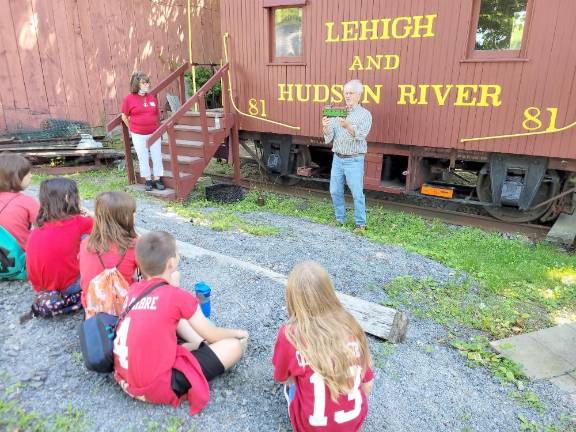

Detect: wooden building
0,0,221,133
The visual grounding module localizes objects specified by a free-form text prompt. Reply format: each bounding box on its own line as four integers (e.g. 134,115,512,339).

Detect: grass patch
509,390,546,414
0,396,89,432
32,167,129,200
171,206,280,236
449,337,527,386
384,276,534,339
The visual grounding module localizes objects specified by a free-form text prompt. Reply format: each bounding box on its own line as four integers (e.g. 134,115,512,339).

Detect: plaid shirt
323,104,372,155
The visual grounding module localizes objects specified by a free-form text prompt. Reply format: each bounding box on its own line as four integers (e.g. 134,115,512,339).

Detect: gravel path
0,191,573,431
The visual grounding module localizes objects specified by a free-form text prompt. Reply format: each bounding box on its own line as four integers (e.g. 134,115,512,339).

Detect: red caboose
220,0,576,223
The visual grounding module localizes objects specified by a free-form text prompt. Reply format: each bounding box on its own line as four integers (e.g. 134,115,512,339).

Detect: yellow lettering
380,18,392,40
417,85,429,105
325,22,340,42
296,84,312,102
454,85,478,106
392,17,412,39
366,55,383,71
331,85,344,104
385,55,400,70
398,85,418,105
341,21,359,41
313,85,330,103
349,56,364,71
432,84,454,106
411,14,437,38
362,85,382,104
477,85,502,107
278,84,293,102
359,19,381,41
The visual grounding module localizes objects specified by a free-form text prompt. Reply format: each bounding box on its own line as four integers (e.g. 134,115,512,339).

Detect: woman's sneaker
145,180,154,192
154,180,165,190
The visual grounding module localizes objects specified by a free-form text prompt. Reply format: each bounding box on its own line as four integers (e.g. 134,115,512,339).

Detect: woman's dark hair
0,152,32,192
130,72,150,94
36,178,81,227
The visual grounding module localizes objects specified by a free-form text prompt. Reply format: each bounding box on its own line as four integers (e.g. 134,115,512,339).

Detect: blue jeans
329,154,366,226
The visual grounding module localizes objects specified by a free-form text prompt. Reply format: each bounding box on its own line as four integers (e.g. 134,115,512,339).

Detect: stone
549,374,576,394
491,325,576,380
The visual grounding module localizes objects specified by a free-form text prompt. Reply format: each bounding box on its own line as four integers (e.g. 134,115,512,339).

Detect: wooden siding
0,0,221,133
221,0,576,160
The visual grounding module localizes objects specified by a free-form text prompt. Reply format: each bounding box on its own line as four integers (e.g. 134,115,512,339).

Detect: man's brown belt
335,153,359,158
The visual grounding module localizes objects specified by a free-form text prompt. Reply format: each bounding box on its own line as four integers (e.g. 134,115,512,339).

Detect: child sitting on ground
0,153,39,280
273,261,374,432
79,191,139,318
113,231,248,415
25,178,93,317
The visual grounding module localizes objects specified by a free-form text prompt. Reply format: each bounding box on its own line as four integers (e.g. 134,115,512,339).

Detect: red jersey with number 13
273,326,373,432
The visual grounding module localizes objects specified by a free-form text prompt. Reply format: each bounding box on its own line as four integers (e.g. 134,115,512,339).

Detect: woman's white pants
131,132,163,179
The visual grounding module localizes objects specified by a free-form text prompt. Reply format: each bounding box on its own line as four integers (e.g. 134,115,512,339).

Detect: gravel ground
0,190,574,431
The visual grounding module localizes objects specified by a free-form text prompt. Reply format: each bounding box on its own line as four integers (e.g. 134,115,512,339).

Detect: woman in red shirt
121,72,165,192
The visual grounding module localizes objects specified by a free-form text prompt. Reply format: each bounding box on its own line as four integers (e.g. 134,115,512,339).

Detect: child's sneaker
145,180,154,192
154,180,165,191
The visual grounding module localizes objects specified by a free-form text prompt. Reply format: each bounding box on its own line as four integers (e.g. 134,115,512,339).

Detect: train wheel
476,168,559,223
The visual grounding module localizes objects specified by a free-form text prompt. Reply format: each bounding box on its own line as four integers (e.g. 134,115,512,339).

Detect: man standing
322,79,372,231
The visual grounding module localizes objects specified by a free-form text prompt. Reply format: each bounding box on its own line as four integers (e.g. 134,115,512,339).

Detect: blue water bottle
194,282,211,319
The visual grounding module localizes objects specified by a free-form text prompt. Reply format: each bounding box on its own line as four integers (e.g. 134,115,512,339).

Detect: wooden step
161,138,204,158
128,183,176,200
161,154,202,165
161,138,203,148
174,125,220,133
186,109,224,118
173,124,221,141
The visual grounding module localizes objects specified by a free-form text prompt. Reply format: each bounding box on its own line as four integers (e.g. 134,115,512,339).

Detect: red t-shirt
273,326,373,432
0,192,39,251
113,278,210,416
78,238,138,308
121,93,160,135
26,215,93,292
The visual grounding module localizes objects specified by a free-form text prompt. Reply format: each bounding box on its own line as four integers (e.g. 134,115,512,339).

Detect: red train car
220,0,576,222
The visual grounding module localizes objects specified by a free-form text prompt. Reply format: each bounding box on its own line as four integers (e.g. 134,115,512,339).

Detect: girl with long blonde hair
273,261,374,432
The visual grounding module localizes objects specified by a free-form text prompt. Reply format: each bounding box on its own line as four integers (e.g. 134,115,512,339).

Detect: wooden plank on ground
147,231,410,343
335,292,408,343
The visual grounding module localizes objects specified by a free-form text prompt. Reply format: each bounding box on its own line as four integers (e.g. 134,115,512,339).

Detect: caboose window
273,7,303,60
475,0,528,51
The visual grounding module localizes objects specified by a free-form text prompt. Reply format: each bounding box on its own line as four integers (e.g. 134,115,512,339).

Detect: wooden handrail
106,62,190,133
146,63,230,146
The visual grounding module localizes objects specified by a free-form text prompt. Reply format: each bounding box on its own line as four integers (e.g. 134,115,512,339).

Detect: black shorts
171,342,225,397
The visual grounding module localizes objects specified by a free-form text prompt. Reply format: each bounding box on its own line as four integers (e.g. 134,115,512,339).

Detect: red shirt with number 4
113,278,210,416
273,326,373,432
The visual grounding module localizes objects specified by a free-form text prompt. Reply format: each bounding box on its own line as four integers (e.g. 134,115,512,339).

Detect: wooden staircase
107,63,240,200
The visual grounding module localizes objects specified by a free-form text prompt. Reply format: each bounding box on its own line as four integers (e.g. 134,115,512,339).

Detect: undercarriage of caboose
244,132,575,224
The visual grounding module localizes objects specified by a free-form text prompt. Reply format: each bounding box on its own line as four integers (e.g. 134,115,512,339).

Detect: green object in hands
323,106,348,118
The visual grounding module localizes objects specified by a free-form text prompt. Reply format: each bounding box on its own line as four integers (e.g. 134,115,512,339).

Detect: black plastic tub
205,183,246,204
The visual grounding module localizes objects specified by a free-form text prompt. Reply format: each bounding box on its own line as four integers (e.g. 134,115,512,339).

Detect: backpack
0,195,27,281
31,290,83,318
85,252,130,320
79,281,167,373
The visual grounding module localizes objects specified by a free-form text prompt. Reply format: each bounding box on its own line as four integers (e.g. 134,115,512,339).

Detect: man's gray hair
344,79,364,96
